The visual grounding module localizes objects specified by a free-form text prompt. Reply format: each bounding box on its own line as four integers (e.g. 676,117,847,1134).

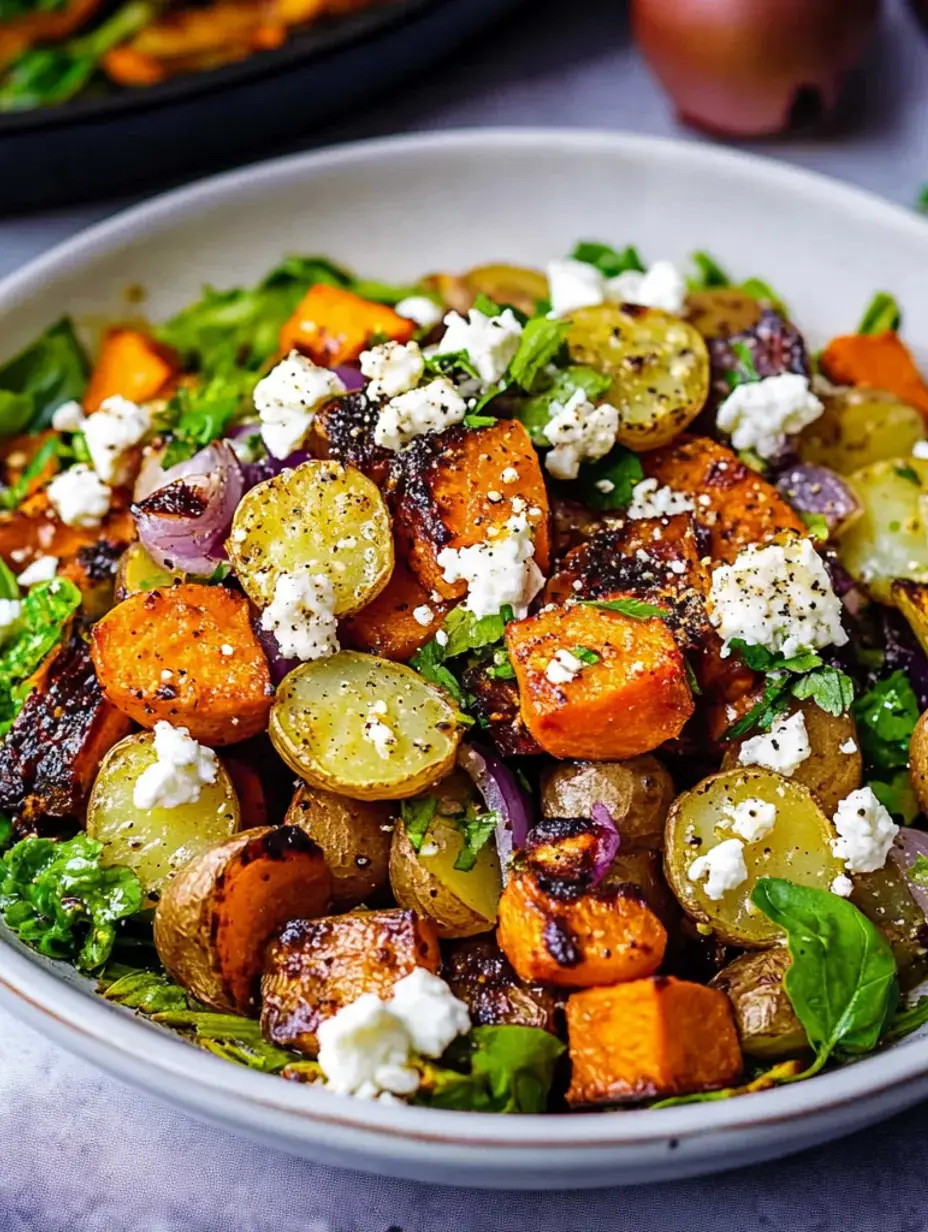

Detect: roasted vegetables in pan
1,240,928,1115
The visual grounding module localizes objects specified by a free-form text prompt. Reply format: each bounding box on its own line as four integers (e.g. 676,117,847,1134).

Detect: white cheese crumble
725,797,777,843
259,570,339,661
436,513,544,619
708,536,848,659
394,295,443,330
606,259,687,315
739,711,812,778
47,464,111,528
840,738,858,755
364,704,397,759
0,599,22,646
831,873,854,898
132,721,218,811
831,786,899,875
542,389,619,480
544,648,585,685
412,605,434,627
374,377,466,451
434,308,523,387
688,838,749,901
913,440,928,459
500,466,519,485
388,967,472,1058
83,395,152,484
254,350,346,459
626,477,695,520
50,399,86,433
716,373,824,461
359,340,424,401
546,258,606,317
16,555,58,586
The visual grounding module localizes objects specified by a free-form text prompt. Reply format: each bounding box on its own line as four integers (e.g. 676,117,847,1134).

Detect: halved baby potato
87,732,241,902
226,459,393,614
838,457,928,603
664,768,844,947
424,263,548,316
797,387,926,476
565,303,710,451
685,288,763,340
270,650,462,800
285,783,393,910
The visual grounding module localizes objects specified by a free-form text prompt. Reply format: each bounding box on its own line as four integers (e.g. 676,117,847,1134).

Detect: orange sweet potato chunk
566,977,743,1105
505,602,694,760
340,553,451,661
84,328,178,412
821,331,928,420
280,284,415,366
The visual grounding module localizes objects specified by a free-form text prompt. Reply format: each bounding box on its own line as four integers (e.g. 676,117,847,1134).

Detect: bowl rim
1,126,928,1152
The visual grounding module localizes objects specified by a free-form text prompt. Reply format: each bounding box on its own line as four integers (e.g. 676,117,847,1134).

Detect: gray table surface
3,1,928,1228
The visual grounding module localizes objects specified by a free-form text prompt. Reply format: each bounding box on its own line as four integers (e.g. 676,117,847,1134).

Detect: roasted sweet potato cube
444,936,560,1033
313,390,393,487
565,977,743,1105
0,493,135,574
0,633,132,834
340,554,450,662
280,284,415,366
505,601,694,760
393,420,551,599
84,328,178,412
261,908,440,1055
643,436,804,563
821,331,928,420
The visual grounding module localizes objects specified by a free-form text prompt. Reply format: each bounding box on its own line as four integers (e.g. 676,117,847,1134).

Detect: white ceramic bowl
1,130,928,1190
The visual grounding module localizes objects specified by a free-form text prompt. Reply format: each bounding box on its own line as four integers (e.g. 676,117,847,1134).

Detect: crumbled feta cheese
434,308,523,387
374,378,466,451
595,479,615,494
260,570,339,661
394,295,443,330
716,373,824,461
708,536,848,659
412,605,434,627
220,643,234,657
500,466,519,485
831,786,899,874
83,395,151,484
0,599,22,646
47,464,111,528
543,389,619,480
435,629,448,647
688,838,749,901
626,477,695,520
544,648,585,685
913,440,928,459
364,708,397,759
132,721,218,811
316,994,420,1100
388,968,471,1058
739,711,812,778
16,555,57,586
50,399,86,433
831,873,854,898
725,797,777,843
606,259,686,315
840,738,858,755
254,351,346,459
437,514,544,619
359,340,424,401
546,258,606,317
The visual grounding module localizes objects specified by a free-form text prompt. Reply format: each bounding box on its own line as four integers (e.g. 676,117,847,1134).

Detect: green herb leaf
453,804,500,872
508,318,569,393
517,365,612,445
442,606,511,659
752,877,898,1071
416,1025,565,1114
800,511,829,542
894,464,920,486
882,995,928,1044
739,277,789,317
409,639,468,708
0,577,81,737
569,242,644,278
853,670,919,773
100,966,188,1014
0,436,60,511
689,251,730,289
724,340,761,389
485,646,516,681
568,646,600,665
790,665,856,718
909,853,928,886
579,597,669,621
869,771,919,825
471,293,502,318
578,443,643,511
152,1009,297,1073
400,795,438,854
158,369,255,468
462,413,498,429
0,319,89,434
857,291,902,336
0,559,19,603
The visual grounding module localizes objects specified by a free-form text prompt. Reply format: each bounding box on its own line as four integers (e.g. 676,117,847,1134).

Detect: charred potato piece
443,936,560,1033
285,783,393,911
892,580,928,664
540,756,675,851
685,288,763,340
313,391,393,488
261,908,440,1054
710,947,808,1059
797,387,926,476
154,825,331,1014
0,633,131,834
424,264,548,316
852,861,928,992
460,664,544,758
911,710,928,817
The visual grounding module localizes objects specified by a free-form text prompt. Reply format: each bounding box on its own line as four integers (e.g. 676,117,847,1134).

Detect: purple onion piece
457,743,532,878
589,802,621,887
242,449,313,489
333,364,365,392
775,464,861,536
881,609,928,711
888,828,928,920
253,619,300,685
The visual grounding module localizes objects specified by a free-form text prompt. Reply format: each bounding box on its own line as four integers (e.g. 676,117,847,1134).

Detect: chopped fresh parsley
158,371,253,469
0,436,60,511
579,597,669,621
724,340,761,390
857,291,902,336
416,1025,565,1114
909,853,928,886
800,512,829,542
400,795,439,854
577,443,643,511
508,318,569,393
453,804,500,872
852,670,919,773
724,641,854,741
568,646,600,665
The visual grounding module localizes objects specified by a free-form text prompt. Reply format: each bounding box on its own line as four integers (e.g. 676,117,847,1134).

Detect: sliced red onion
589,802,621,887
457,743,532,876
888,828,928,919
254,619,300,685
775,464,861,536
334,364,364,392
132,441,244,576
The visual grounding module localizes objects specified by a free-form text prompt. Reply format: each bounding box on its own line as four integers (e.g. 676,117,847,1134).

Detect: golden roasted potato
270,651,462,801
540,756,675,851
838,457,928,603
721,699,863,816
153,825,331,1014
443,937,560,1033
261,908,440,1054
710,947,808,1059
911,710,928,816
285,783,393,910
113,541,175,601
423,263,548,316
892,580,928,663
606,849,680,932
389,772,502,938
852,862,928,991
797,387,926,476
685,288,763,340
87,732,241,902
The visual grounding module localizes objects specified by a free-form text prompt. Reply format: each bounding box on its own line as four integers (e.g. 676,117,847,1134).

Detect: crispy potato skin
83,328,178,412
91,584,273,746
506,602,694,760
911,710,928,817
340,554,450,662
540,758,674,851
443,936,560,1033
685,289,763,341
565,976,742,1105
285,783,393,910
260,908,440,1054
0,633,132,834
393,420,550,600
643,436,804,562
154,825,331,1014
710,948,808,1060
280,285,415,366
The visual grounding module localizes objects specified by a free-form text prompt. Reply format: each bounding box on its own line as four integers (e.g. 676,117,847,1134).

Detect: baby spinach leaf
99,965,188,1014
400,795,438,853
0,577,81,737
0,319,89,434
569,241,644,278
853,670,919,773
882,995,928,1044
417,1025,565,1114
752,877,898,1072
158,370,252,468
508,318,569,393
857,291,901,336
517,365,611,445
689,251,730,289
579,597,669,621
152,1009,298,1073
453,804,500,872
578,444,643,511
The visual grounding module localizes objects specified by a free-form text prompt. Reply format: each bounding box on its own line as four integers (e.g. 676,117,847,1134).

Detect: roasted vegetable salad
1,242,928,1114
